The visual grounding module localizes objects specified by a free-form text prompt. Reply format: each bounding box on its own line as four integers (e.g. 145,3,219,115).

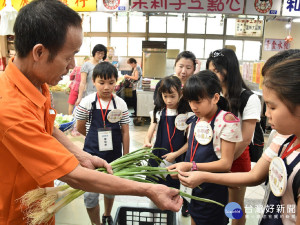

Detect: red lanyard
166,108,176,153
190,111,218,162
281,136,300,159
97,93,112,128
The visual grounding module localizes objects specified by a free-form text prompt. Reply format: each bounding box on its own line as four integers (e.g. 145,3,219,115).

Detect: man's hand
147,184,183,212
77,152,113,174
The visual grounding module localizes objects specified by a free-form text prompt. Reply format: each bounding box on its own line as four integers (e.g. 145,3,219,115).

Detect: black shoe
181,198,190,217
102,215,113,225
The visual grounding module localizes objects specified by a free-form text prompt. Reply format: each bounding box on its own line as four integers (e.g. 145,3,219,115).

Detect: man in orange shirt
0,1,182,224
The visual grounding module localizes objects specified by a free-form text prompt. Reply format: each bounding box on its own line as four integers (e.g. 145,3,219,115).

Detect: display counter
136,90,155,117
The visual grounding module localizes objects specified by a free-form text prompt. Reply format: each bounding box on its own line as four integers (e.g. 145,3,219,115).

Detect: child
168,70,242,225
176,58,300,225
207,48,262,225
144,75,190,189
75,62,130,225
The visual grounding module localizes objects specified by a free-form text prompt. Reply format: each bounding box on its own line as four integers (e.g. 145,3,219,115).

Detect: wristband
191,161,197,171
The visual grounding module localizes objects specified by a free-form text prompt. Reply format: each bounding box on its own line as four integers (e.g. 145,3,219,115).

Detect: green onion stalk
20,147,223,225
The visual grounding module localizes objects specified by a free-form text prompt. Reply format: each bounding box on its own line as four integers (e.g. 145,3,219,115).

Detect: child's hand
162,153,176,163
178,170,204,189
167,162,192,179
143,142,152,148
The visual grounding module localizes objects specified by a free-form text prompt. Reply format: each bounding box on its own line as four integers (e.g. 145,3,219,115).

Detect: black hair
183,70,228,110
262,49,300,76
92,44,107,60
92,62,118,81
175,51,196,70
264,58,300,114
13,0,82,61
127,58,137,64
206,48,248,116
153,75,189,123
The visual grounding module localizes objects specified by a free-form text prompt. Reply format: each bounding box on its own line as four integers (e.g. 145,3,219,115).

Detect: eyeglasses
96,51,105,56
210,50,224,58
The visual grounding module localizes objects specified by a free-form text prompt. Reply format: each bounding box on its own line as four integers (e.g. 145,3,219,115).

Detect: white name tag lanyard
97,93,113,151
269,136,300,197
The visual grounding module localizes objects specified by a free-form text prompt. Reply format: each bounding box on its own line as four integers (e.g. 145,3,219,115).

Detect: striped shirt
75,92,130,133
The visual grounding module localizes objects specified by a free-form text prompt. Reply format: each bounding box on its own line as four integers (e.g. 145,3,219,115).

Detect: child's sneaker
102,215,113,225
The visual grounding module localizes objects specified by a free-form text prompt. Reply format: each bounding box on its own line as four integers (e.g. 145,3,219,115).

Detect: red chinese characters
207,0,240,12
130,0,243,13
20,0,29,7
75,0,88,8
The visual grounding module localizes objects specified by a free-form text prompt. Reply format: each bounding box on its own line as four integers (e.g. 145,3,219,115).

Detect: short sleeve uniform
75,93,130,134
0,59,79,225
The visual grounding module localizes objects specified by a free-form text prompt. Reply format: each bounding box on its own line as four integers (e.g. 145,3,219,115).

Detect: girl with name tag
168,71,242,225
176,58,300,225
144,75,191,190
75,62,130,225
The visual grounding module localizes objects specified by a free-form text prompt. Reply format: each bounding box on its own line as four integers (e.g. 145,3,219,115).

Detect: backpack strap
239,89,254,116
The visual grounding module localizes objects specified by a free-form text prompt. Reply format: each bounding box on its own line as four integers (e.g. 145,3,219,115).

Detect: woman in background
76,44,107,106
153,51,200,102
68,56,90,115
124,58,142,117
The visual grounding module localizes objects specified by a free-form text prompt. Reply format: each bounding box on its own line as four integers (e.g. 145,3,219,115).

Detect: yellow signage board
0,0,96,11
0,0,6,11
63,0,96,12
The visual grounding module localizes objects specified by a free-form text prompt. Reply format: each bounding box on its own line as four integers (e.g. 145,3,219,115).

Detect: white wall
262,20,300,60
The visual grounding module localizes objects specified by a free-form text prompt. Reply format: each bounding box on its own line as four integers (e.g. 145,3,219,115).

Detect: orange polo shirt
0,59,79,225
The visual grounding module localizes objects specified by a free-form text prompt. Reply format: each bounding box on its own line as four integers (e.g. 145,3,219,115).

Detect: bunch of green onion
20,148,223,225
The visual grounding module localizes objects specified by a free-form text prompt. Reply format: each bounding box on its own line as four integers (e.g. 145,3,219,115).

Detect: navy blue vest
185,108,228,225
83,95,122,163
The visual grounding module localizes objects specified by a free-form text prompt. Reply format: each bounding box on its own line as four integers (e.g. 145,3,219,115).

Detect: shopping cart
113,206,176,225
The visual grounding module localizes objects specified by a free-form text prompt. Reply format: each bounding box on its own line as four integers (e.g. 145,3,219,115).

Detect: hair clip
210,50,224,58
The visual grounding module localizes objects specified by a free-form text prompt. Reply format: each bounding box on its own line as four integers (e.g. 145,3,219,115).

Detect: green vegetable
21,147,223,225
55,113,74,124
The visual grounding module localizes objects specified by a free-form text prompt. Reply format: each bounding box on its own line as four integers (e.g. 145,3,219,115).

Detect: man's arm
52,127,110,172
59,165,183,211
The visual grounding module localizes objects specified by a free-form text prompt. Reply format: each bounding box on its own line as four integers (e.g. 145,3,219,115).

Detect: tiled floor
56,116,266,225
